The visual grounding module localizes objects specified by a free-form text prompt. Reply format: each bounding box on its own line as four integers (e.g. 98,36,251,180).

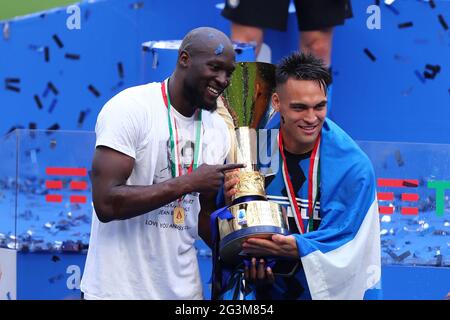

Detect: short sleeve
207,113,231,165
95,91,150,159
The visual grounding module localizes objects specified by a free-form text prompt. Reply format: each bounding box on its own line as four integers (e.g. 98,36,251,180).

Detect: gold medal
173,206,185,225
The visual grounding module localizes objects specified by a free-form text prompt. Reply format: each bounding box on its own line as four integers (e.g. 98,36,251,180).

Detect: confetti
403,180,418,187
47,81,59,95
414,70,425,83
5,78,20,84
6,125,24,135
48,98,58,113
5,78,21,92
364,48,376,61
117,62,124,79
52,34,64,48
438,15,448,31
77,111,86,127
34,95,43,109
44,46,50,62
46,123,60,134
88,84,100,97
5,85,20,92
29,122,37,138
398,22,413,29
65,53,80,60
423,64,441,79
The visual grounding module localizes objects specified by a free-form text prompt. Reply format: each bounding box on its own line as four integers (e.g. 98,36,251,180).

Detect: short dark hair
276,52,331,93
255,62,276,90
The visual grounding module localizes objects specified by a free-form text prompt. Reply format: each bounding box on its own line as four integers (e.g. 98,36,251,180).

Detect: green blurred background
0,0,77,20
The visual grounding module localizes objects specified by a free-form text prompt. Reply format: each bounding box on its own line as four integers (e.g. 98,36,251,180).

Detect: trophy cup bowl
216,62,290,266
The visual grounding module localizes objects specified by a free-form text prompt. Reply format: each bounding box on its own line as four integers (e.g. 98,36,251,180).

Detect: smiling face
182,44,235,111
272,78,327,154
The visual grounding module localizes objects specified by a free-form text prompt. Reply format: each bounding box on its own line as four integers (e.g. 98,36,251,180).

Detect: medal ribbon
278,130,320,234
161,79,202,204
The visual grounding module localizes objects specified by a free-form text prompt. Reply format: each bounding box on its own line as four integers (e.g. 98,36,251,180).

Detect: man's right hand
189,163,244,194
223,169,240,205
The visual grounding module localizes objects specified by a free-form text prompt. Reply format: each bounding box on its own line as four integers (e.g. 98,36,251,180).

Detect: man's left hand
242,234,299,259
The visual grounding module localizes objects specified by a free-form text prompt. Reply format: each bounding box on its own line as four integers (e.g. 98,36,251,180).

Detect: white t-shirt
80,82,230,300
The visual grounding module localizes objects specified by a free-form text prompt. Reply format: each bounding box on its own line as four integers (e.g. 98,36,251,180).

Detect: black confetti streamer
429,0,436,9
42,85,50,97
5,78,20,84
414,70,425,83
424,71,434,79
47,81,59,95
398,22,413,29
423,64,441,79
48,98,58,113
403,180,418,188
46,123,60,134
51,255,60,262
438,15,448,31
363,48,376,62
29,122,37,138
426,64,441,73
118,62,124,79
65,53,80,60
44,46,50,62
5,85,20,92
375,0,380,5
34,95,43,109
4,78,21,92
52,34,64,48
88,84,101,97
77,110,87,127
6,125,24,135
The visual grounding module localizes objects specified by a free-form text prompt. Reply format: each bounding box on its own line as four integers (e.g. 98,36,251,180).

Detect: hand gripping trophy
214,62,289,267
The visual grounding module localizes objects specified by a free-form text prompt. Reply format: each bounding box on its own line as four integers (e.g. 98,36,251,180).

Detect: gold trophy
216,62,289,266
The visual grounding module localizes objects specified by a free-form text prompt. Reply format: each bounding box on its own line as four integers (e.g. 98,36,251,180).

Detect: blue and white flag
293,119,381,299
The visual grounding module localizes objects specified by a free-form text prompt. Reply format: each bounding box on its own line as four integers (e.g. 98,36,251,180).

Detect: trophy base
217,200,289,266
219,225,290,266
